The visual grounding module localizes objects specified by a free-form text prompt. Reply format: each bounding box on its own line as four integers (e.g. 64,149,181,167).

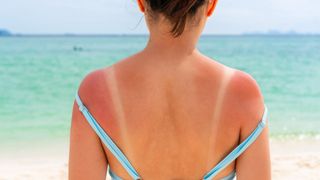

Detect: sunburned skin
68,0,271,179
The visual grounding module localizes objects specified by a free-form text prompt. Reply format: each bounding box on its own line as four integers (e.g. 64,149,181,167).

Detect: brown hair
144,0,208,37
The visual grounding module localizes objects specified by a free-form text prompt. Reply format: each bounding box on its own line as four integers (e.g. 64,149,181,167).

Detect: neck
143,29,201,64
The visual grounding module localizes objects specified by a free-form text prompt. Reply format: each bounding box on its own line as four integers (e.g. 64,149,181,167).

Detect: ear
137,0,145,13
207,0,218,17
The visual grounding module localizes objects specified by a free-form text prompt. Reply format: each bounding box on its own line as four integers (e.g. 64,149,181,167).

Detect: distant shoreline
1,28,320,37
1,34,320,38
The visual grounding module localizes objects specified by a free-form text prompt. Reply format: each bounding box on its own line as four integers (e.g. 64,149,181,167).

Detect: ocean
0,35,319,148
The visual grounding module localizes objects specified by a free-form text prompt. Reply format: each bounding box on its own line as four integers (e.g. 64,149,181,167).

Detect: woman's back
70,50,270,179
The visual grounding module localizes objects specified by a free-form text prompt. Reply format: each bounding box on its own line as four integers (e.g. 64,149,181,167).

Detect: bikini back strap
203,105,268,180
75,92,141,180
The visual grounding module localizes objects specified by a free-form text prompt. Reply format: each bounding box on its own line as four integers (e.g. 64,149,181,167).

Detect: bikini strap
75,92,141,180
203,105,268,180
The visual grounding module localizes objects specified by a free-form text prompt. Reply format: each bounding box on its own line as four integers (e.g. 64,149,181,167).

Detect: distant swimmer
73,46,83,51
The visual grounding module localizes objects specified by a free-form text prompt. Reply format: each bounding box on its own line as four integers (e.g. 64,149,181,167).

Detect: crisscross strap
75,92,141,180
203,105,268,180
75,91,268,180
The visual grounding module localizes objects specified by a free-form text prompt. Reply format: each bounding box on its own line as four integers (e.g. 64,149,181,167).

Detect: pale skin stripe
204,67,235,173
103,66,235,178
103,67,135,167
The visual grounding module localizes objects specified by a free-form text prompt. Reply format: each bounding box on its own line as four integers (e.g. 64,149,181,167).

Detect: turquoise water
0,35,319,146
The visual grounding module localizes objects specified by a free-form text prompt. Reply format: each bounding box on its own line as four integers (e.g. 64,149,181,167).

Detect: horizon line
1,33,320,37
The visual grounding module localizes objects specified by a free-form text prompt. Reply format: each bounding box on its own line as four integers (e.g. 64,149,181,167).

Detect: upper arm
230,71,271,180
68,70,108,180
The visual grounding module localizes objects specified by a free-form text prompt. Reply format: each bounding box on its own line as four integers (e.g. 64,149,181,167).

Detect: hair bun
145,0,207,37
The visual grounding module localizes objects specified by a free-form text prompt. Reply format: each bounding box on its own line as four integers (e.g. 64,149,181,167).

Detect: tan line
205,67,235,171
104,67,133,157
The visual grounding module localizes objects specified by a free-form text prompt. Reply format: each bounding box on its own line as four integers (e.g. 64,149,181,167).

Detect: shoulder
198,56,265,119
229,70,264,104
77,66,111,105
78,68,102,94
226,69,266,130
71,68,105,133
226,71,271,178
72,66,114,126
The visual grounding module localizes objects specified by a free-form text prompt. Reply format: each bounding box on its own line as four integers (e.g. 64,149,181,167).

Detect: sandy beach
270,138,320,180
0,138,319,180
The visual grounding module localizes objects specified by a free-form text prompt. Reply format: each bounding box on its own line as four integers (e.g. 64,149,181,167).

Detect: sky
0,0,319,35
